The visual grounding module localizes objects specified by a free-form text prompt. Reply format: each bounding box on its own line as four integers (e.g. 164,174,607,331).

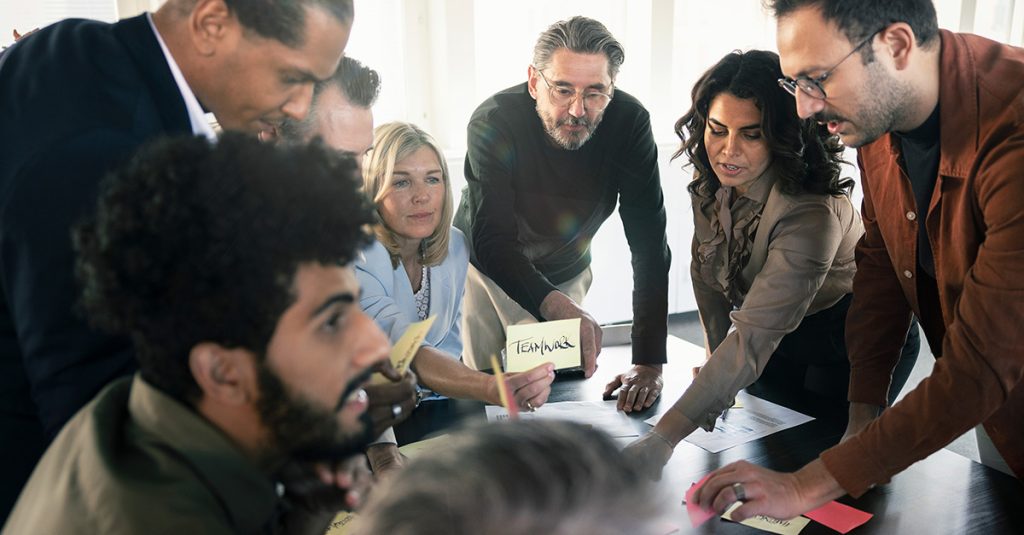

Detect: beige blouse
677,169,863,430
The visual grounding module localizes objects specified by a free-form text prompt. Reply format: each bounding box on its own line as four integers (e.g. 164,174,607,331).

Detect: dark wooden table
395,338,1024,534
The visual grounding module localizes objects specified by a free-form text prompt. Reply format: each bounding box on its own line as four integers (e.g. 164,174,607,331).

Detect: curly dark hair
73,133,375,402
672,49,852,199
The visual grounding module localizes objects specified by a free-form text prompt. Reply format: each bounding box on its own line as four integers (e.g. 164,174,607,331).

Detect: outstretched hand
604,364,663,412
622,431,674,480
692,459,844,523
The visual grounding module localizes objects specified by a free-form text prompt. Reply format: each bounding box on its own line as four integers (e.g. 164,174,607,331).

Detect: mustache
812,111,848,124
557,116,591,128
332,365,377,412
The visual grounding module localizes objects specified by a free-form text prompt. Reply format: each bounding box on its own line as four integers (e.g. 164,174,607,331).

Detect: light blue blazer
355,227,468,359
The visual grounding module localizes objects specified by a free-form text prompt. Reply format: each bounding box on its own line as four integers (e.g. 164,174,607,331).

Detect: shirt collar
715,167,777,206
129,375,278,532
738,168,777,204
146,13,217,141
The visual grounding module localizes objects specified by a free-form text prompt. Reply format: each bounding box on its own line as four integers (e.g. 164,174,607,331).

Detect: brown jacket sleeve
822,137,1024,496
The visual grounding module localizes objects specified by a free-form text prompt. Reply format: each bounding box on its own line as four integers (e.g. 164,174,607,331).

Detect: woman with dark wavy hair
624,50,918,476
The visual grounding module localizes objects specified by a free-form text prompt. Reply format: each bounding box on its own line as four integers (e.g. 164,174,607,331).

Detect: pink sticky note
805,500,873,533
684,474,716,528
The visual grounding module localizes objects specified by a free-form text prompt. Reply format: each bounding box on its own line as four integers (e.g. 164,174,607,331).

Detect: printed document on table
644,393,813,453
486,400,639,438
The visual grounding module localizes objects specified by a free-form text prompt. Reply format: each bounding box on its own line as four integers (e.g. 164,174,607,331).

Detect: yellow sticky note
398,434,450,460
504,318,581,372
325,512,359,535
371,316,436,384
722,502,810,535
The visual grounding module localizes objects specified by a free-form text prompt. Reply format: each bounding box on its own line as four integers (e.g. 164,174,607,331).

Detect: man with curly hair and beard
3,134,408,535
0,0,355,520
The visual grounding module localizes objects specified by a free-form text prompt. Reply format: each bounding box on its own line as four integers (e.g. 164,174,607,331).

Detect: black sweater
454,83,670,364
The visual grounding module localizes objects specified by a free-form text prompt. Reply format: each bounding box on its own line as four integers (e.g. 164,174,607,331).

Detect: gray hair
357,420,667,535
278,56,380,143
532,16,625,80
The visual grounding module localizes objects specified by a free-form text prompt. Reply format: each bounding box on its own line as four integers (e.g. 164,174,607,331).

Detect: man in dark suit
0,0,353,520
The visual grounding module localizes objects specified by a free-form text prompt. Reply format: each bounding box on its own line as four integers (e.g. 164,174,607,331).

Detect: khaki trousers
461,264,592,371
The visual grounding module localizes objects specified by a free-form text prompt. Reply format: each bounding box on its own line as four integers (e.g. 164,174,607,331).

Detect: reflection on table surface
395,336,1024,534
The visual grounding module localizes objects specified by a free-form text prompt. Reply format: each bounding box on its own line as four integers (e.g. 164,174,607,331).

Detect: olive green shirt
680,170,862,430
3,375,279,534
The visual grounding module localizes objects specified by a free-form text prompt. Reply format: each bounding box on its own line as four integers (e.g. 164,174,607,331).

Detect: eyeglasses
777,29,881,100
533,66,613,112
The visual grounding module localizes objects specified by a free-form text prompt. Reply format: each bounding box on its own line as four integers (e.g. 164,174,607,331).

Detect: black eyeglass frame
777,28,883,100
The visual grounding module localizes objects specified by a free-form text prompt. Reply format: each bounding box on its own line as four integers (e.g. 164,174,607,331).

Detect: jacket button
904,270,913,279
906,211,916,221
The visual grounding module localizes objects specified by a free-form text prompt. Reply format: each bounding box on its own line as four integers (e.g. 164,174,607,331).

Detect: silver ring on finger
526,401,536,412
732,482,747,502
391,404,403,418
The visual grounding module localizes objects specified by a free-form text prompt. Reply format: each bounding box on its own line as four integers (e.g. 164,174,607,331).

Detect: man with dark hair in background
272,55,381,168
271,56,418,474
694,0,1024,521
454,16,671,411
0,0,353,520
4,134,405,534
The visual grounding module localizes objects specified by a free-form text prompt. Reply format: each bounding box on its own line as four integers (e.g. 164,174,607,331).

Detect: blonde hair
363,122,453,268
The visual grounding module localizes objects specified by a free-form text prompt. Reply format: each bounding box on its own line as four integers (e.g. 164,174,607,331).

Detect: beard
813,60,915,148
255,361,374,463
537,105,605,150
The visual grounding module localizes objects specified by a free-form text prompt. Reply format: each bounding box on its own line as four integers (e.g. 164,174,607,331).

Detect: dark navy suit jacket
0,14,191,520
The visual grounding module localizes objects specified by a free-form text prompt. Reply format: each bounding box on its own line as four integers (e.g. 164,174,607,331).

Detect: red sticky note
684,474,716,528
805,500,873,533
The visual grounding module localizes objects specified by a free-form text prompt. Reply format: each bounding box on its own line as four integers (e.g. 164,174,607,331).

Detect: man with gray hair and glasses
454,16,671,412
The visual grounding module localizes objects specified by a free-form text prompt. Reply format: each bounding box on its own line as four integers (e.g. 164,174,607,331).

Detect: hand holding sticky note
504,318,581,372
684,474,716,528
371,316,435,384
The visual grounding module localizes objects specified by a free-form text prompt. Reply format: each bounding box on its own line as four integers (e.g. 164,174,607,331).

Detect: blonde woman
357,122,554,474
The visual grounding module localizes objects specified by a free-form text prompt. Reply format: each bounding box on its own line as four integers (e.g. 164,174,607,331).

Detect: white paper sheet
644,394,813,453
485,400,640,438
